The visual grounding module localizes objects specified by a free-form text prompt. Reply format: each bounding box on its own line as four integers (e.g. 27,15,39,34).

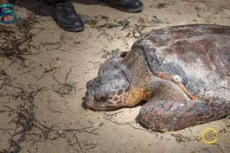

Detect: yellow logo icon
201,127,218,144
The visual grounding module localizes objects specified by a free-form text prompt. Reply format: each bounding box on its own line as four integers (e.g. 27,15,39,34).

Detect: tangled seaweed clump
0,16,38,67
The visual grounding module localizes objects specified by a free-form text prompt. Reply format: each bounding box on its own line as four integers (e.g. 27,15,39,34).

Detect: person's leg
47,0,143,32
0,0,18,24
48,0,84,32
101,0,143,13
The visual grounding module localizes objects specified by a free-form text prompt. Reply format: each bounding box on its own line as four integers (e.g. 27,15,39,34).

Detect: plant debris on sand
0,15,99,153
0,16,39,67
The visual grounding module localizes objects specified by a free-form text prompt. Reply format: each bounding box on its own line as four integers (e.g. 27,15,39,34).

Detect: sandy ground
0,0,230,152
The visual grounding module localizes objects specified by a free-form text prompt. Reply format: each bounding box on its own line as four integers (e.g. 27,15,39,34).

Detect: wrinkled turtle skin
83,24,230,132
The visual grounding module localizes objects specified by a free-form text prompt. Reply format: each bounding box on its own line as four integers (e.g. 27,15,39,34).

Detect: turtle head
83,50,151,111
83,67,131,111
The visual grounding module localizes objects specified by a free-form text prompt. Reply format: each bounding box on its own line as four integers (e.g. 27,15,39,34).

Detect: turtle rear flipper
137,98,230,132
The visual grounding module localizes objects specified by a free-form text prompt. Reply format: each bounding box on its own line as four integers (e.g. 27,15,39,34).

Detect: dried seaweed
151,16,164,24
53,67,77,96
103,112,149,132
1,81,97,152
101,48,121,59
82,15,109,28
157,3,168,9
0,50,95,152
133,24,147,38
0,86,49,153
0,15,38,67
0,69,13,90
117,19,130,30
82,15,131,30
171,133,200,143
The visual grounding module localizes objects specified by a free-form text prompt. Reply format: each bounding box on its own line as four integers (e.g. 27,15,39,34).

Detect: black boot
100,0,143,13
52,0,84,32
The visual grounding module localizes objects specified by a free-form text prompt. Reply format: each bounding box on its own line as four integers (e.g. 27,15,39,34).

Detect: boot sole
53,13,85,32
58,24,85,32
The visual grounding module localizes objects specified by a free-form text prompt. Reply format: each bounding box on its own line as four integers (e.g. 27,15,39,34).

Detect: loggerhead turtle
83,24,230,132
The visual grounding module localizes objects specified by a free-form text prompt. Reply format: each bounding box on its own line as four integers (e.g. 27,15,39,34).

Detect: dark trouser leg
46,0,66,5
0,0,9,4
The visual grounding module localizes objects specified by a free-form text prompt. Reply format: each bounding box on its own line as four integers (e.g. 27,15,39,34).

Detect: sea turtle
83,24,230,132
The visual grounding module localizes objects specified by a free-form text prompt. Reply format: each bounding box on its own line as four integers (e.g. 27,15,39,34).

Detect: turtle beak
81,96,87,109
83,88,94,107
82,78,95,109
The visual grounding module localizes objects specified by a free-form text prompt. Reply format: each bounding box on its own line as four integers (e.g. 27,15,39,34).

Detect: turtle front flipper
137,98,230,132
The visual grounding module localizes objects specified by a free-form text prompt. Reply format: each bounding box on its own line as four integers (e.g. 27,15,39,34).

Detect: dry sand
0,0,230,152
